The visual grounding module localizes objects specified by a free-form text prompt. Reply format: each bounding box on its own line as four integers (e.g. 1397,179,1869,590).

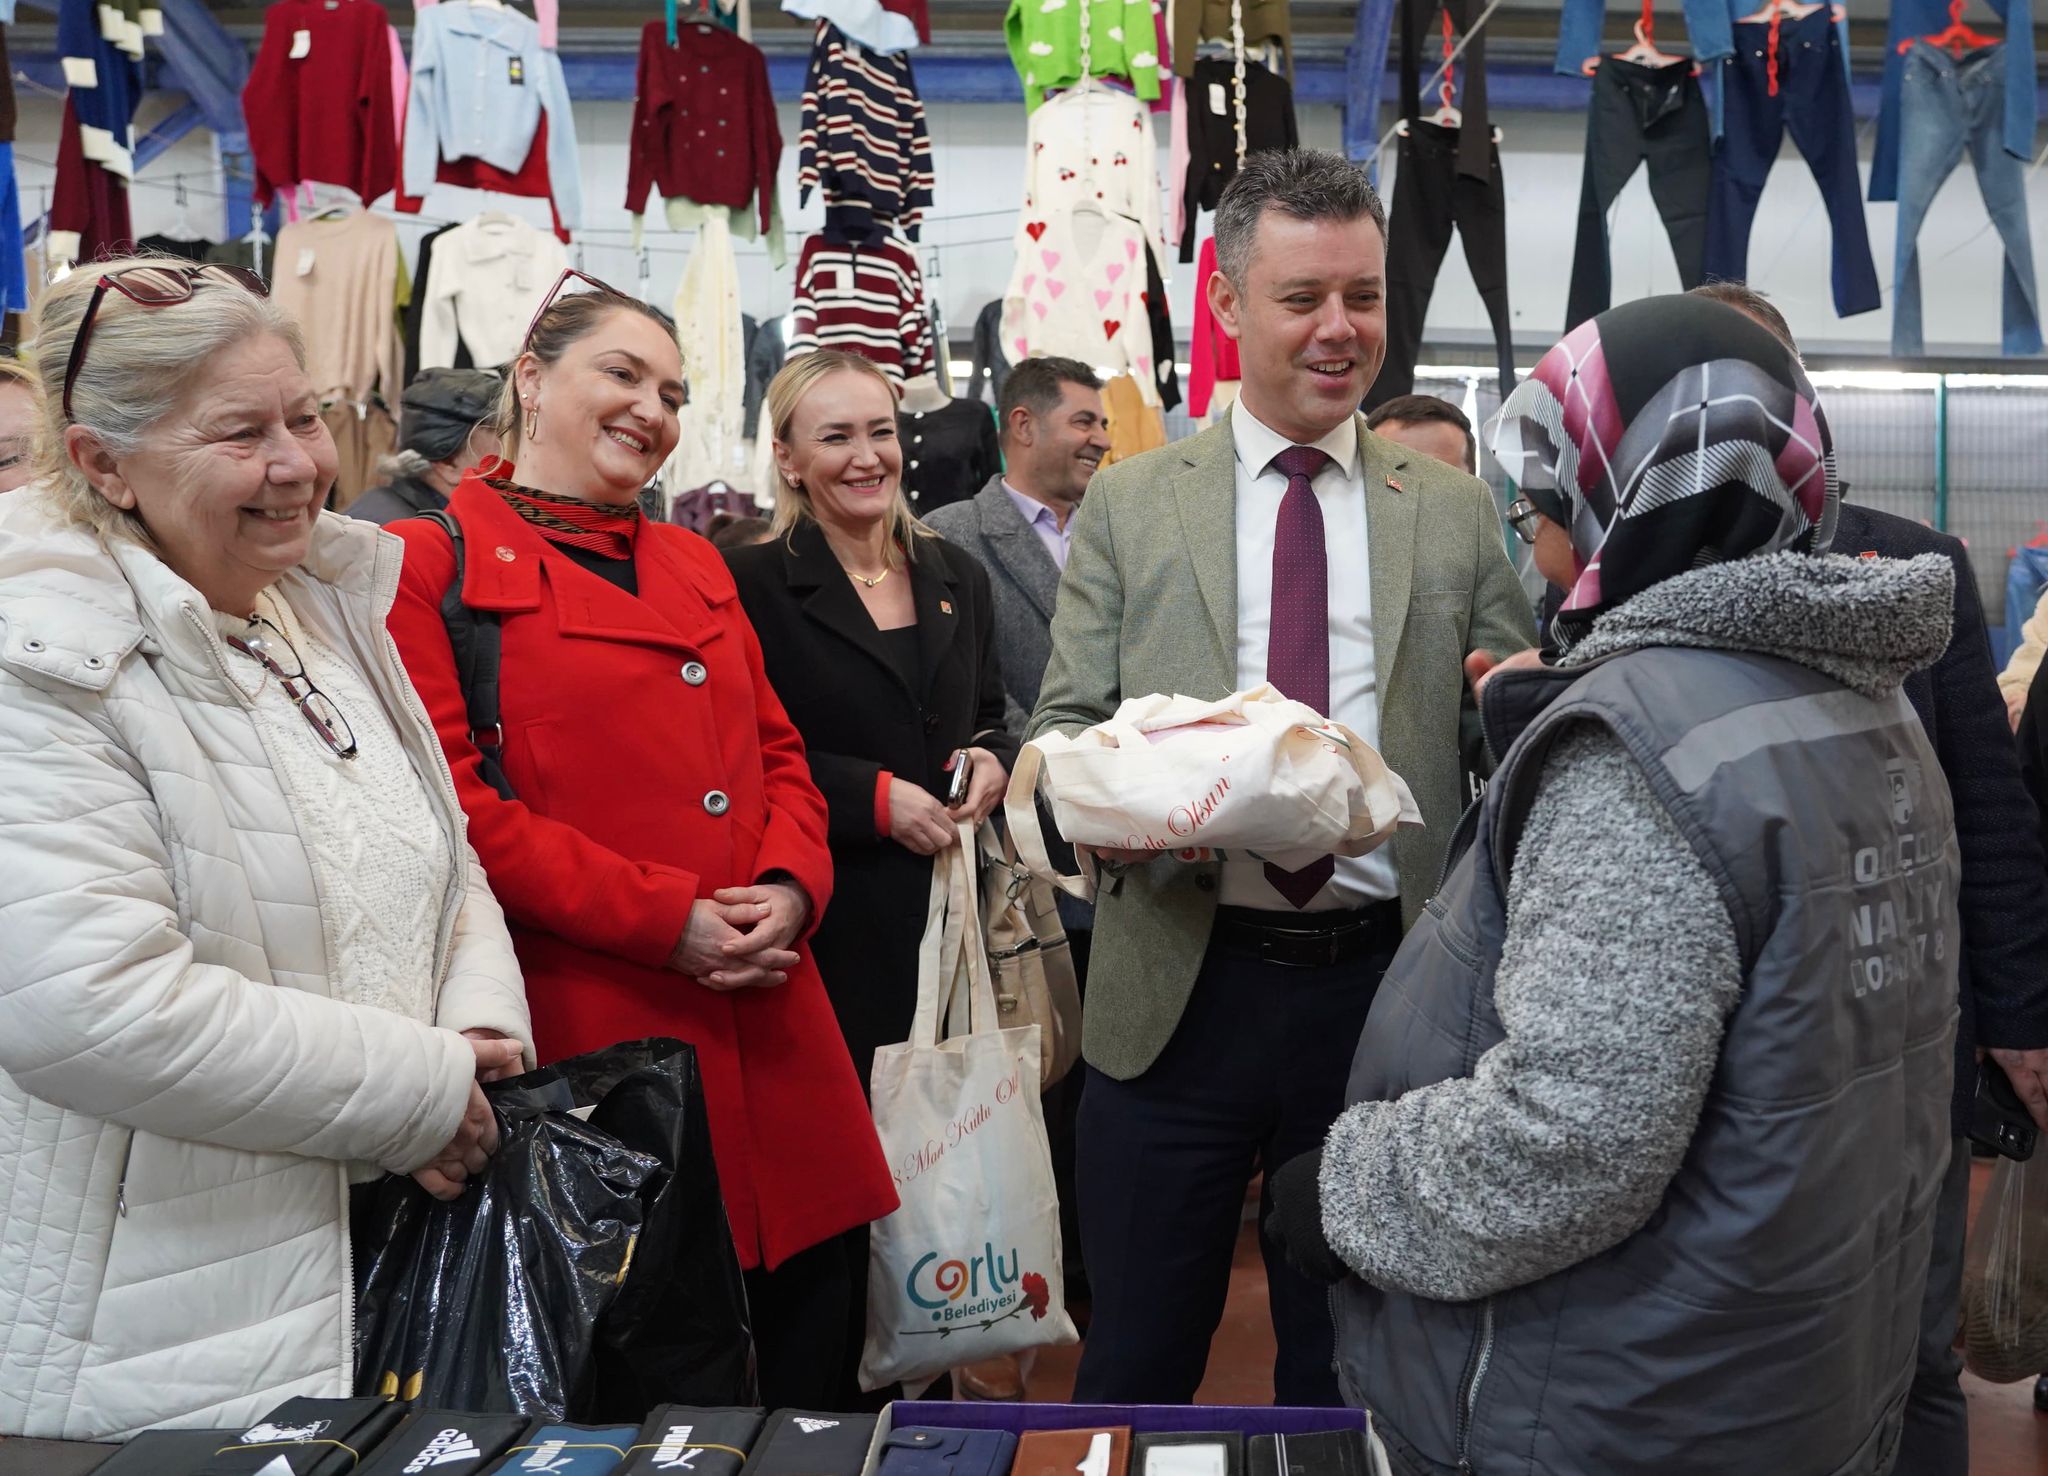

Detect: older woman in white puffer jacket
0,256,533,1441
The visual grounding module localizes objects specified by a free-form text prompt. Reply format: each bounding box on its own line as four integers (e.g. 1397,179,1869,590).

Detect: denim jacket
1872,0,2036,201
402,2,582,228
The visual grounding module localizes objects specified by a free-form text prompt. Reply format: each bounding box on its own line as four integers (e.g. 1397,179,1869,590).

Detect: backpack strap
419,509,516,802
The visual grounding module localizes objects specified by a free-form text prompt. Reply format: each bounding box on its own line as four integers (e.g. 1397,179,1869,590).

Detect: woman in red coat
385,277,896,1408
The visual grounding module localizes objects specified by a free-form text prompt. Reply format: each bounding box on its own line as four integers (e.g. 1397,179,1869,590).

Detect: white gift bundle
1006,684,1422,889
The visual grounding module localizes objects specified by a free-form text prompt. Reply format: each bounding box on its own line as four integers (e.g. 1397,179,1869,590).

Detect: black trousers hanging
1565,56,1712,330
1367,119,1514,411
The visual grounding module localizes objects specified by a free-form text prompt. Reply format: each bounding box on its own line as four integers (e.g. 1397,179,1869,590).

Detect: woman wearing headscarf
349,368,501,525
1266,295,1962,1472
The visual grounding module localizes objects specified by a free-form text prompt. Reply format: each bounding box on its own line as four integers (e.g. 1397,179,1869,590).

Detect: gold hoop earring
523,401,539,442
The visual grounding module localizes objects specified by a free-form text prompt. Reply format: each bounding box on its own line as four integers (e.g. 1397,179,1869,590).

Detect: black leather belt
1211,900,1402,970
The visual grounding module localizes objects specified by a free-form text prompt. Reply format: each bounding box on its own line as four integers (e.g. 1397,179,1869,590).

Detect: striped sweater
788,229,936,386
797,21,935,240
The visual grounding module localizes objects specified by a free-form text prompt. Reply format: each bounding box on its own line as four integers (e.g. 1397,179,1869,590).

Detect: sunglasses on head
63,263,269,423
519,268,636,353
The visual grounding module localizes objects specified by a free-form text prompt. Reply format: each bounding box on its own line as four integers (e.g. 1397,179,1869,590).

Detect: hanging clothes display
0,12,25,320
270,210,404,509
788,224,936,384
744,313,785,436
416,0,561,47
1141,239,1180,411
665,215,748,492
798,21,935,240
1872,0,2034,203
1173,0,1290,80
1187,234,1240,419
967,299,1011,405
999,206,1160,403
1552,0,1732,77
403,0,583,229
1564,56,1711,330
394,77,573,243
242,0,397,210
1004,0,1162,113
783,0,927,53
1892,40,2041,356
1025,86,1164,255
1178,54,1298,261
627,20,780,239
1369,0,1514,410
1703,5,1879,318
417,213,568,370
1345,0,1397,173
50,0,143,267
898,398,1000,511
1098,373,1166,466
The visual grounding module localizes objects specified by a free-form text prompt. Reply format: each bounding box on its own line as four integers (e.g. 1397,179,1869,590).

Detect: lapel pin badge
1386,475,1404,493
939,599,954,615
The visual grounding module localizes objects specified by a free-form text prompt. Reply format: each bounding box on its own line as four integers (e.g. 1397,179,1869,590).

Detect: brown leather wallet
1013,1428,1134,1476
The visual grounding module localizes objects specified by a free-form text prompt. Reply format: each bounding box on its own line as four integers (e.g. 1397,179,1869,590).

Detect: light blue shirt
1002,481,1074,571
403,3,583,228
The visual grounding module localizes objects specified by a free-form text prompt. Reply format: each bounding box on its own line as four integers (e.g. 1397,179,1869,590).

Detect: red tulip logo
1021,1272,1050,1321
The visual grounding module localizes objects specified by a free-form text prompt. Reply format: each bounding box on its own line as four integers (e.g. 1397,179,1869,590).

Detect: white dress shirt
1222,401,1397,910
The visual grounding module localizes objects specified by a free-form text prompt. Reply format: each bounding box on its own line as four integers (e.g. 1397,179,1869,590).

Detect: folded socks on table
876,1426,1019,1476
745,1410,880,1476
196,1398,410,1476
484,1424,639,1475
355,1410,531,1474
615,1406,767,1475
1246,1432,1369,1476
1015,1429,1133,1476
1133,1432,1244,1476
86,1430,238,1475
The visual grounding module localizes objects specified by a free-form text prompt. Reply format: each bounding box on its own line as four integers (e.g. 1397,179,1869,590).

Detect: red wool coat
387,475,897,1271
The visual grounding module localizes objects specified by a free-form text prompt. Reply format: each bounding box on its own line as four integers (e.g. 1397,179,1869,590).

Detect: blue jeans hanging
1892,40,2042,357
1703,7,1881,318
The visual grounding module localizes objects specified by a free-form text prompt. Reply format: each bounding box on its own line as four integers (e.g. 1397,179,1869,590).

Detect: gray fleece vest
1338,645,1960,1476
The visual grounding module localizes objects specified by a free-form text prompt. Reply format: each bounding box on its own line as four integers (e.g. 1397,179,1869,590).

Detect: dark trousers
1071,916,1399,1405
1566,56,1712,330
1894,1136,1972,1476
1368,121,1514,411
1044,927,1092,1302
744,1231,852,1411
1704,10,1880,317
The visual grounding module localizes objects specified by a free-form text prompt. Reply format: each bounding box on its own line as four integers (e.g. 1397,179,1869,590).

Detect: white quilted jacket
0,487,533,1440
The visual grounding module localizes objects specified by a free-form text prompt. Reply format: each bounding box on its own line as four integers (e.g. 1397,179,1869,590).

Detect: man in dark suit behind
924,356,1110,1399
1691,282,2048,1474
923,358,1110,734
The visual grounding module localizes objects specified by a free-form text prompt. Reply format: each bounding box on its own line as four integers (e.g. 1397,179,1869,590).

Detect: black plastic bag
560,1038,758,1419
353,1075,654,1417
353,1037,756,1421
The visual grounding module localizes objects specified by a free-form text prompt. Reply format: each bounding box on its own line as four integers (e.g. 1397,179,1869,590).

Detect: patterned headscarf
1489,294,1838,652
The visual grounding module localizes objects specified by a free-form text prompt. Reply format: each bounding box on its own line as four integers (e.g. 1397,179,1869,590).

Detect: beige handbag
974,819,1084,1090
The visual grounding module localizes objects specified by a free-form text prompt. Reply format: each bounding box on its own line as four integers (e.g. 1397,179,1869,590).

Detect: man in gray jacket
924,357,1108,736
926,357,1108,1399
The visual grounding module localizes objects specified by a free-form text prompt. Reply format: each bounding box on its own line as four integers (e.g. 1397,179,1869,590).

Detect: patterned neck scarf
1489,294,1838,654
480,456,642,560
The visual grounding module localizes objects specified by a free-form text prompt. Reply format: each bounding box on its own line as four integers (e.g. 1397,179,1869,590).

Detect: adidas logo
653,1424,700,1470
794,1419,839,1435
406,1429,484,1471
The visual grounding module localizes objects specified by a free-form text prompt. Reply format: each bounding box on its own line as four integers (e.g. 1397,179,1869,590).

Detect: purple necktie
1264,445,1335,909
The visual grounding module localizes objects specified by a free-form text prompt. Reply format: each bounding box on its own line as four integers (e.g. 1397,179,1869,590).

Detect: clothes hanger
1582,2,1700,78
164,174,202,242
1737,0,1828,23
1899,0,1999,57
1424,11,1462,129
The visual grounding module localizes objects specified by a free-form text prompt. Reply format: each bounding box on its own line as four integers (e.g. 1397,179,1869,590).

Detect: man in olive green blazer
1028,150,1536,1405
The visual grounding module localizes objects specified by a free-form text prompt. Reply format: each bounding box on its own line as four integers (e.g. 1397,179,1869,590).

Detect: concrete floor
1026,1161,2048,1471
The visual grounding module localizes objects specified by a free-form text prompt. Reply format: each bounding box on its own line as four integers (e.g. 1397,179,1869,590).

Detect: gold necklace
847,564,892,589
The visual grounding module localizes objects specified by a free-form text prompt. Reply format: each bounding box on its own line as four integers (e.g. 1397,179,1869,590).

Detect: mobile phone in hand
946,748,974,806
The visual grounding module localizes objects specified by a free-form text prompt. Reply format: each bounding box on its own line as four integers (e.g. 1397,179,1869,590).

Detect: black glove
1262,1149,1349,1285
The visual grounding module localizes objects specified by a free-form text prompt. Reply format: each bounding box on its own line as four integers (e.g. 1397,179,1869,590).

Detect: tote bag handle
1003,740,1098,900
908,832,1002,1049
